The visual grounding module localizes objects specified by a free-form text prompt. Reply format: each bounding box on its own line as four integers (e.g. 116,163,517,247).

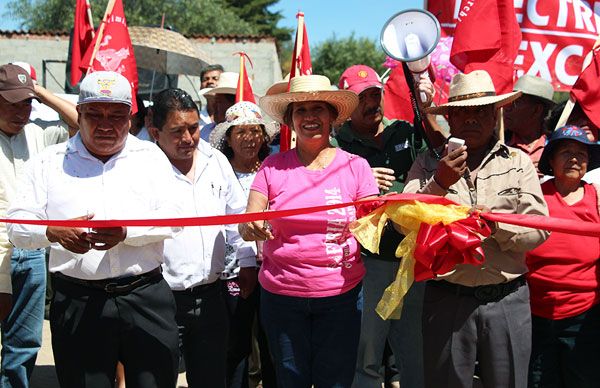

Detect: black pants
174,280,229,388
50,274,179,388
224,277,257,388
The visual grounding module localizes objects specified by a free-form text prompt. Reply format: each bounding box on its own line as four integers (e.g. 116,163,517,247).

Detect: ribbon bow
413,215,491,280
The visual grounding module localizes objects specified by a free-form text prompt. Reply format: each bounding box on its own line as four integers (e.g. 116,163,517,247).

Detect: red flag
281,12,313,151
235,53,256,104
81,0,138,113
571,46,600,130
450,0,521,94
383,61,414,123
71,0,94,85
289,12,312,79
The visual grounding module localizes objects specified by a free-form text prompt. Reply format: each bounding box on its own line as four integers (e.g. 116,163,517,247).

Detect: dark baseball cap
538,125,600,175
0,64,38,103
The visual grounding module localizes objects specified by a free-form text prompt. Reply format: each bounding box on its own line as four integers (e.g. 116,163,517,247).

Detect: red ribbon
413,215,491,281
2,193,600,238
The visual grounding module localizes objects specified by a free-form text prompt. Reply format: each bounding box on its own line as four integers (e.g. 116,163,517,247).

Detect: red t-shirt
526,180,600,320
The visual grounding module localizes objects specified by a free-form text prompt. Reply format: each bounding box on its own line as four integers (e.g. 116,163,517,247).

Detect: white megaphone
380,9,441,102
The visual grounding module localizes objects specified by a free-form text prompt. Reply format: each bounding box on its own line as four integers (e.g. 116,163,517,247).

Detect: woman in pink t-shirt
239,75,379,387
527,125,600,387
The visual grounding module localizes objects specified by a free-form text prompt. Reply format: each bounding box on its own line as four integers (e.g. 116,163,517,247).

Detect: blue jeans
0,248,46,388
260,283,362,388
353,257,424,388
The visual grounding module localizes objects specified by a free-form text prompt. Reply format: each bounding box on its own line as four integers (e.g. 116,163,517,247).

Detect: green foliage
224,0,292,43
312,33,386,84
6,0,291,39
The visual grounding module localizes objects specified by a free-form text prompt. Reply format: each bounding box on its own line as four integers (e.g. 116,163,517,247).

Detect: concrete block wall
0,31,283,101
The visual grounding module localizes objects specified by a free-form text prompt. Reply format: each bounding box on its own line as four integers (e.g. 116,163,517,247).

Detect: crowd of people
0,55,598,388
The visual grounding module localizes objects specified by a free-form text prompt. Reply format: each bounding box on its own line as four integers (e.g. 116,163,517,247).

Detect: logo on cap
561,125,583,137
357,70,368,78
97,78,116,96
17,74,27,84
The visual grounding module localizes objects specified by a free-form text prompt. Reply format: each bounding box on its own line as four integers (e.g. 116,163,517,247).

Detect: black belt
172,279,221,295
53,267,163,294
428,276,526,303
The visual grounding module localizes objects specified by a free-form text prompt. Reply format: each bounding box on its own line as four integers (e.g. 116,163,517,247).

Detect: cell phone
447,137,465,154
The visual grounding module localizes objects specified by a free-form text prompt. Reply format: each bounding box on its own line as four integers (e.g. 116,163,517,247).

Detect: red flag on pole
571,46,600,130
70,0,94,85
235,52,256,104
289,12,312,79
81,0,138,113
383,61,414,123
450,0,521,94
280,12,313,151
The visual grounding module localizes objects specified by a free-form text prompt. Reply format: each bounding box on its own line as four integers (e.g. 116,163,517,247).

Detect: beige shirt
0,123,68,293
0,123,68,201
404,141,549,287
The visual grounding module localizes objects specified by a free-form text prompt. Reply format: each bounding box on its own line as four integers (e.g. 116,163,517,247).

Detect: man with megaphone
333,64,437,388
404,70,549,388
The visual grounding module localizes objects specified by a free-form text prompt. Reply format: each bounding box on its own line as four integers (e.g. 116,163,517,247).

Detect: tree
224,0,291,44
6,0,291,39
312,34,386,84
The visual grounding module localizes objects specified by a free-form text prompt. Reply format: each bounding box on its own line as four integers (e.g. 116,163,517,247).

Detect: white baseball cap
78,71,132,106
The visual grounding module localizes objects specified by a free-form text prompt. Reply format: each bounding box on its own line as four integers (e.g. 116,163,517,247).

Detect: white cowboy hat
513,74,555,106
259,75,358,126
426,70,521,115
209,101,279,151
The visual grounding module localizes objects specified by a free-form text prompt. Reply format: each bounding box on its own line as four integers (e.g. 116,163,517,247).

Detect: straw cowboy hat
426,70,521,115
209,101,279,151
259,75,358,126
265,74,290,96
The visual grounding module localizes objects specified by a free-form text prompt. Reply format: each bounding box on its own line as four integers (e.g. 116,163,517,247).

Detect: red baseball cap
338,65,382,95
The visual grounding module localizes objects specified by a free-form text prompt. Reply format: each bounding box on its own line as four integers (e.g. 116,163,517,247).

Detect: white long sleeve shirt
7,133,182,280
161,140,256,290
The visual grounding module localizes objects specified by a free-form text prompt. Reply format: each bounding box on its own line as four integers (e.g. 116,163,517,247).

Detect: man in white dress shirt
149,88,256,388
7,71,181,388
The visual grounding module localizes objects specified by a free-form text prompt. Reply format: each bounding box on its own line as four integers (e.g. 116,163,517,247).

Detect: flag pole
288,12,305,149
239,52,245,101
556,38,600,130
86,0,95,39
294,12,305,77
85,0,117,74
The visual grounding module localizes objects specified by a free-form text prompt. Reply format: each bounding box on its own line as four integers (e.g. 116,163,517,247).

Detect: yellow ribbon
351,201,470,319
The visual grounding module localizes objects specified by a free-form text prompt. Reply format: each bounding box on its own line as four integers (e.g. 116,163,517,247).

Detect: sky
0,0,425,43
271,0,424,44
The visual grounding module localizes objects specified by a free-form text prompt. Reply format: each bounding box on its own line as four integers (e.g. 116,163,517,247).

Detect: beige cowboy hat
265,74,290,96
426,70,521,115
513,74,555,106
209,101,279,151
259,75,359,126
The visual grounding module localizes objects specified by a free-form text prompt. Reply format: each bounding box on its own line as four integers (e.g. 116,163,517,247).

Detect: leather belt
428,276,526,303
53,267,163,294
172,279,221,295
